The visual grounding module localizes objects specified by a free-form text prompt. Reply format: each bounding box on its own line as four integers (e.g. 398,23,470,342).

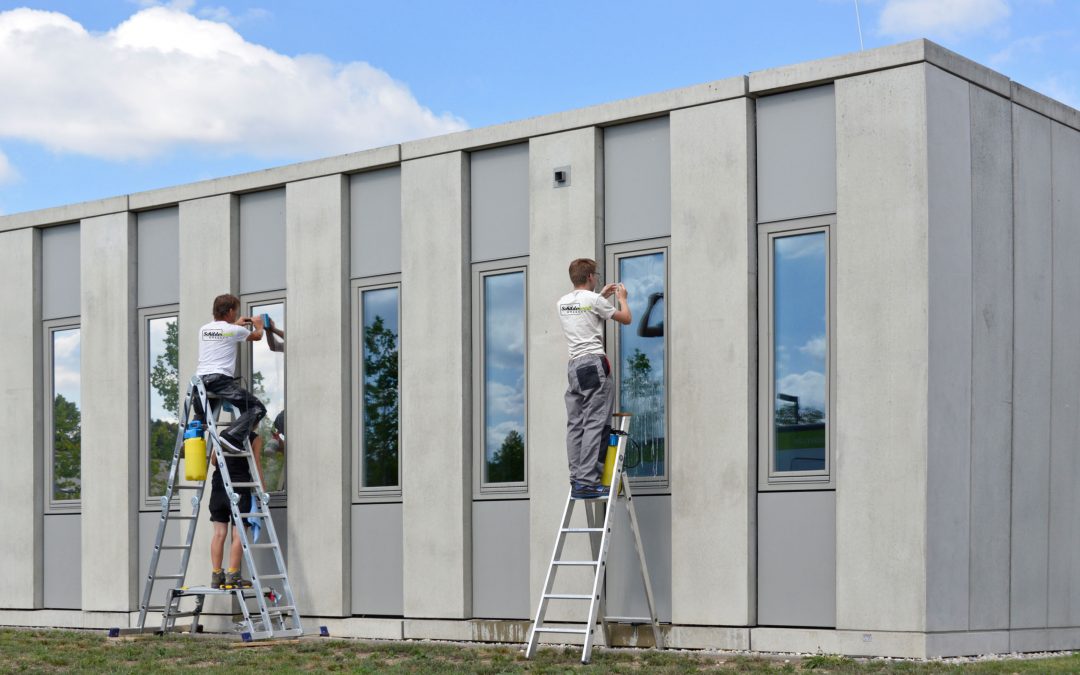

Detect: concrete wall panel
758,492,836,627
606,495,672,623
471,143,529,262
835,64,929,632
80,211,138,612
286,175,351,616
400,152,472,618
669,99,756,625
0,228,42,608
137,207,180,308
350,167,401,279
604,117,671,243
1010,105,1053,629
526,128,602,621
756,85,836,223
925,66,973,632
240,189,286,294
472,500,529,619
137,510,184,607
967,84,1014,631
43,514,81,609
351,503,403,616
1048,121,1080,627
41,223,80,320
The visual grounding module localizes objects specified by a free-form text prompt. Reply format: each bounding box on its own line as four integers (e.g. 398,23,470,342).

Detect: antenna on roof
854,0,865,50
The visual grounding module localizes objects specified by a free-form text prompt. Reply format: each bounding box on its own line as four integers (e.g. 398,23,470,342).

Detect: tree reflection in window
483,271,526,484
251,302,286,491
361,287,399,488
52,327,81,501
148,316,179,496
773,231,828,472
617,252,666,479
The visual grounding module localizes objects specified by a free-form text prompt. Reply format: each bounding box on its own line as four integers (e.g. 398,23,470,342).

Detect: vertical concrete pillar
80,211,139,611
178,195,238,605
526,128,603,617
0,228,42,608
400,152,472,618
669,98,756,626
834,64,930,632
286,175,351,617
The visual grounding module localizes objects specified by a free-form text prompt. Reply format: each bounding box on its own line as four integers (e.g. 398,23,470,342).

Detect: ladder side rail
584,502,611,649
254,498,301,632
619,471,664,650
525,492,579,658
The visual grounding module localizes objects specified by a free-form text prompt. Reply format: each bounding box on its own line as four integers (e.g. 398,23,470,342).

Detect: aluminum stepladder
525,412,664,664
117,375,303,641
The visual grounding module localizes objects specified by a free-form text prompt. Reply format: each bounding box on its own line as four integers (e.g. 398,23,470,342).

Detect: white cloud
486,380,525,417
1032,74,1079,109
776,370,826,412
878,0,1010,39
0,7,467,161
197,5,270,26
486,419,524,454
0,148,17,184
798,335,827,361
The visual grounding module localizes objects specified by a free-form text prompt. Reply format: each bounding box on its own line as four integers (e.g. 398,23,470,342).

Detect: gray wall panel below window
472,500,529,619
756,85,837,223
137,207,180,308
605,495,671,622
351,503,403,615
758,491,836,627
351,167,402,278
138,511,184,607
604,117,671,243
42,223,80,320
44,513,81,609
470,144,529,262
240,189,286,294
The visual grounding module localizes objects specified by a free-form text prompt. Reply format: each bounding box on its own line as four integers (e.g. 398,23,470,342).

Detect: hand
252,315,264,329
617,283,628,300
599,283,618,298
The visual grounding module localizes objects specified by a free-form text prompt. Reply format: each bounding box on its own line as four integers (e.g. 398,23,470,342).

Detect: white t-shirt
557,289,616,360
195,320,250,376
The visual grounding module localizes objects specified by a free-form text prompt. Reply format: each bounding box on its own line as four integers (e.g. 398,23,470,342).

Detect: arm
252,434,265,489
611,284,632,325
239,315,264,342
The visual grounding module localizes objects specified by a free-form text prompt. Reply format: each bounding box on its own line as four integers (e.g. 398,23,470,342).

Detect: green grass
1,628,1079,673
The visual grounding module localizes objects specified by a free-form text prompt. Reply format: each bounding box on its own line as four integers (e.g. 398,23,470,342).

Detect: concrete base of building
1,612,1078,658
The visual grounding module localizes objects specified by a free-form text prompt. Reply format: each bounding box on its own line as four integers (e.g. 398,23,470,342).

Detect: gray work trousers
564,353,614,485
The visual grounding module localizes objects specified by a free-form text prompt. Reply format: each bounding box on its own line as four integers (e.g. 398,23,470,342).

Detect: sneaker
210,570,225,590
217,434,245,455
571,483,611,500
226,570,253,589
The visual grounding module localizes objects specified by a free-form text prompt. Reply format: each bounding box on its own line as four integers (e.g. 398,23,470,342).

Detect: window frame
757,215,836,491
471,258,529,498
241,290,288,506
351,274,403,502
44,317,82,514
605,238,671,493
139,306,180,510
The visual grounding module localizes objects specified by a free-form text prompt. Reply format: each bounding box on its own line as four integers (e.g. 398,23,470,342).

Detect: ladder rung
249,543,278,549
141,605,167,612
172,485,202,490
259,574,286,580
153,574,186,580
231,482,261,488
534,627,589,635
166,515,198,521
237,512,267,518
218,451,253,458
604,615,656,624
553,560,599,566
562,527,604,533
263,605,296,614
544,593,592,601
158,545,192,551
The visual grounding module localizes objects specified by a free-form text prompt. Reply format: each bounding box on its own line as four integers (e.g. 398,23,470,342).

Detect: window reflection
251,302,286,491
52,327,81,501
617,251,666,479
773,232,828,472
361,287,399,488
483,271,526,484
147,316,179,496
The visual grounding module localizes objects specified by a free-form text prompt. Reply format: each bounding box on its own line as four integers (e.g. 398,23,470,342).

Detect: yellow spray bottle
183,420,207,481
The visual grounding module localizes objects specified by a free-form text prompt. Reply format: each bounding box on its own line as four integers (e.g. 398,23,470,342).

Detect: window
355,278,401,496
474,262,527,493
759,219,833,488
244,295,286,495
142,310,179,502
609,242,668,486
45,322,81,510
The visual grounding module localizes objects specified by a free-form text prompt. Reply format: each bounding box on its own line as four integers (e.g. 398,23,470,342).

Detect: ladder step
158,545,192,551
263,605,296,614
249,543,278,549
604,615,657,624
231,482,261,488
152,574,186,580
167,516,198,521
172,485,202,490
534,627,589,635
543,593,593,601
237,512,267,519
562,527,604,533
553,561,599,566
259,574,286,580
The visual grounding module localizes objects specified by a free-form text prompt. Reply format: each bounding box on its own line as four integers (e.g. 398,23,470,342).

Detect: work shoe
226,571,253,589
217,434,245,455
571,483,611,500
210,570,225,590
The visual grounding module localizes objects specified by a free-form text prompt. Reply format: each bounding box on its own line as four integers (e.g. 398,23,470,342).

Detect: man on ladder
557,258,630,498
195,293,266,590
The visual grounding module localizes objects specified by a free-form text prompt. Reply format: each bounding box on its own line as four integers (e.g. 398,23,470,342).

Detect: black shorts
208,470,254,525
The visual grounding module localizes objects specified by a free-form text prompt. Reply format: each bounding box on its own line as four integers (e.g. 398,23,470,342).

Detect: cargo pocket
576,363,601,391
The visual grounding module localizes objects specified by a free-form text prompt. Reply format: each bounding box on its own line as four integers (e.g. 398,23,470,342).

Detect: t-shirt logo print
202,328,227,341
560,303,591,315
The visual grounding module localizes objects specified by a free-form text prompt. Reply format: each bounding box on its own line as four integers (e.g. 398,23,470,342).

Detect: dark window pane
773,232,828,472
52,327,81,501
147,316,179,497
361,287,400,488
483,271,526,484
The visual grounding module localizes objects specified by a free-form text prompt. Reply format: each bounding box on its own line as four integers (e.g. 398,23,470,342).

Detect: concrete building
1,39,1079,658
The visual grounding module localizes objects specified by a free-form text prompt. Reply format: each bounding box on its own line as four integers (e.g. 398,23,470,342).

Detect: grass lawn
1,628,1080,673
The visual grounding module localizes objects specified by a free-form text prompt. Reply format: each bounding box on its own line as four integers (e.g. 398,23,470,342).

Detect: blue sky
0,0,1077,216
